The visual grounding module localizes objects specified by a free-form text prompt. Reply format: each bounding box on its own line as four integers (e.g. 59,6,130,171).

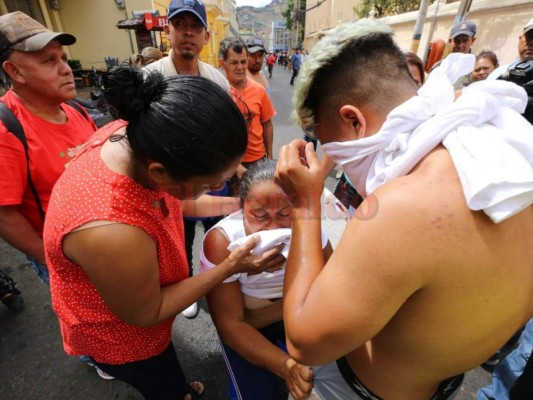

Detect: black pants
290,67,299,84
510,351,533,400
95,343,190,400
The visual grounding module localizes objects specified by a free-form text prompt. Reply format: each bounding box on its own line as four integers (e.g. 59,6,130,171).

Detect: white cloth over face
227,228,292,258
321,53,533,223
199,211,329,300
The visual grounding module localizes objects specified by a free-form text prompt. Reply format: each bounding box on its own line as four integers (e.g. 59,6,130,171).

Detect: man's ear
339,105,367,139
203,30,210,46
2,61,24,83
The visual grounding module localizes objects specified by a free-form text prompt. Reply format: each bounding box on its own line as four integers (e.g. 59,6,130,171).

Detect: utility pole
294,0,301,49
440,0,473,59
453,0,474,26
410,0,430,54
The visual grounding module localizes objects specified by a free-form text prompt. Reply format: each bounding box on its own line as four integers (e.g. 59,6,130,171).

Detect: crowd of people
1,0,533,399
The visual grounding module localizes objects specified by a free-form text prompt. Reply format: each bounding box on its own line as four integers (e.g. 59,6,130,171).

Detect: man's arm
181,194,239,218
0,205,45,263
262,119,274,159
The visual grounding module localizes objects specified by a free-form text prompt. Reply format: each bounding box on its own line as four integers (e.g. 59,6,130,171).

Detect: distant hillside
237,0,286,41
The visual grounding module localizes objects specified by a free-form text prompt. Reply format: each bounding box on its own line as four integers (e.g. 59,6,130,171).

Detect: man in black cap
246,37,270,95
0,11,96,286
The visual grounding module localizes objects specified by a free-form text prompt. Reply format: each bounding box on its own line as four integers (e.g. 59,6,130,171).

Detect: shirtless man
275,19,533,400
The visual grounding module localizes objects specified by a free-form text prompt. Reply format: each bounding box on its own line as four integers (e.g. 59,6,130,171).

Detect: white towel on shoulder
322,53,533,223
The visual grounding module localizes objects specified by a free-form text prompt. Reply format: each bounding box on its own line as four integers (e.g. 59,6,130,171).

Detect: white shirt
143,49,230,91
200,210,328,300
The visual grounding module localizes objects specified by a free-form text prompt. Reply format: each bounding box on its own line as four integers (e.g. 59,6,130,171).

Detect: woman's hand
282,357,314,400
226,236,286,275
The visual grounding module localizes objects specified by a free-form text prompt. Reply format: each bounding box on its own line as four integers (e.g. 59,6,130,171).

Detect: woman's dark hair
476,49,499,68
239,159,277,208
404,50,425,85
102,66,248,180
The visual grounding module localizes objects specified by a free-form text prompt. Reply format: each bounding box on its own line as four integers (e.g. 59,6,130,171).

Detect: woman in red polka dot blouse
43,66,286,399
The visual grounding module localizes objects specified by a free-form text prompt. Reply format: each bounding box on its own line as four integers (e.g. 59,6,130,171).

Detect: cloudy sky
236,0,272,7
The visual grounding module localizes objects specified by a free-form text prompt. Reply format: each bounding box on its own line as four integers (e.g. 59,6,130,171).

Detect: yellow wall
1,0,228,70
201,1,228,67
304,0,360,50
56,0,153,70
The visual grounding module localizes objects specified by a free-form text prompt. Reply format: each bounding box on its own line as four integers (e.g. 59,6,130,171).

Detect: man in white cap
489,17,533,80
144,0,230,319
0,12,96,285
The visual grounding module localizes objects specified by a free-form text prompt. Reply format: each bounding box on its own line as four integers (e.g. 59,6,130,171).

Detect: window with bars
4,0,45,25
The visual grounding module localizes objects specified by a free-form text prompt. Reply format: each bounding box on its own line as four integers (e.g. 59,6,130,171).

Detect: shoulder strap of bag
65,99,90,122
0,102,45,222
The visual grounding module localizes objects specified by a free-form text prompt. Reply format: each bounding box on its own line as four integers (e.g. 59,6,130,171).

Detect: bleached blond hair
292,19,393,132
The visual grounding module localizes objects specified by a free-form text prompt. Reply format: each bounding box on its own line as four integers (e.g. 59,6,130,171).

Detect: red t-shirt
0,90,96,236
230,78,276,162
44,120,189,364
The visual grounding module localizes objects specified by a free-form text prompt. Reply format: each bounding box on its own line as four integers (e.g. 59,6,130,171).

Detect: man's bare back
341,146,533,399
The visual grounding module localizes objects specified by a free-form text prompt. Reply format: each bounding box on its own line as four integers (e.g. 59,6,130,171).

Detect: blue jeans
27,255,49,285
478,318,533,400
221,321,288,400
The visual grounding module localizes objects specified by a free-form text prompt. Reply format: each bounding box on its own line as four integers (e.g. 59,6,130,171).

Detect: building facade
302,0,532,66
0,0,237,70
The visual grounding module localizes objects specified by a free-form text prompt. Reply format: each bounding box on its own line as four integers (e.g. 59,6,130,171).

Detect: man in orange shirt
220,37,276,184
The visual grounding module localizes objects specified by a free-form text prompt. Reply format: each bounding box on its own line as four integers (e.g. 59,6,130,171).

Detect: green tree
355,0,421,19
282,0,306,46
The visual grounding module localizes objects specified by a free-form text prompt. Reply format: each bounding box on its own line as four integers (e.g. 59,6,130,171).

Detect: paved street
0,63,491,399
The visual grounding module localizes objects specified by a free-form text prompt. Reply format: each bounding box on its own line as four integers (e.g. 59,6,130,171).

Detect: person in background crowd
267,52,277,79
0,12,96,285
404,50,426,87
220,37,276,189
489,17,533,80
246,37,270,95
144,0,230,318
455,49,499,90
132,46,163,69
470,50,499,82
276,18,533,400
201,159,332,400
289,48,302,85
43,66,286,400
430,20,477,89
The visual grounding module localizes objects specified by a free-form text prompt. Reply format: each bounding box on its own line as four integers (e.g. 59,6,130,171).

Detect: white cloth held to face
227,228,292,258
321,53,533,223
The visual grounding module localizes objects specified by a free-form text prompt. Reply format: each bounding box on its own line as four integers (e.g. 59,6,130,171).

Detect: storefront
116,12,168,52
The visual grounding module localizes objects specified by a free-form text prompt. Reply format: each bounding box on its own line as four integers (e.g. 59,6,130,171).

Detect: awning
116,14,168,31
116,17,144,29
